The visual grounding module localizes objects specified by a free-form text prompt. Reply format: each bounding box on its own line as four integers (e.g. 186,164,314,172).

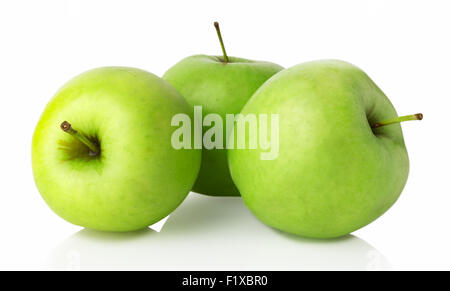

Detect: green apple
32,67,201,232
163,22,283,196
228,60,422,238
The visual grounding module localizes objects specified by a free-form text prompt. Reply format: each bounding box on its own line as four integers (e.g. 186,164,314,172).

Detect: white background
0,0,447,270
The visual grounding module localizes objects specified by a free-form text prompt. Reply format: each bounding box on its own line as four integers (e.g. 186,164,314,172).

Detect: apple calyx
60,121,100,155
372,113,423,129
214,21,229,63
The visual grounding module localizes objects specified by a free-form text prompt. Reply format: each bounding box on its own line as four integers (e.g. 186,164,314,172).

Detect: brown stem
60,121,100,154
214,21,229,63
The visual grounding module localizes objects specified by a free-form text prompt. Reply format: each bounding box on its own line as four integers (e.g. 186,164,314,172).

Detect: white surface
0,0,447,270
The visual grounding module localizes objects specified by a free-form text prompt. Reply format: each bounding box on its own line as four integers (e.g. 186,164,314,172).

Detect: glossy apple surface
228,60,409,238
164,55,283,196
32,67,201,232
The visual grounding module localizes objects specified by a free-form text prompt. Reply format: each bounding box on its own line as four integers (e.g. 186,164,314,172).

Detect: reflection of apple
47,194,391,270
163,22,283,196
228,60,422,238
32,67,201,232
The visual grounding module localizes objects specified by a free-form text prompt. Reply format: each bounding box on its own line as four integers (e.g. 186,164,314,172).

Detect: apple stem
372,113,423,128
214,21,229,63
60,121,100,155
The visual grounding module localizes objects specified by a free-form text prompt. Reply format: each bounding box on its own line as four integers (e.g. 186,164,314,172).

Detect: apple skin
228,60,409,238
32,67,201,232
163,55,283,196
